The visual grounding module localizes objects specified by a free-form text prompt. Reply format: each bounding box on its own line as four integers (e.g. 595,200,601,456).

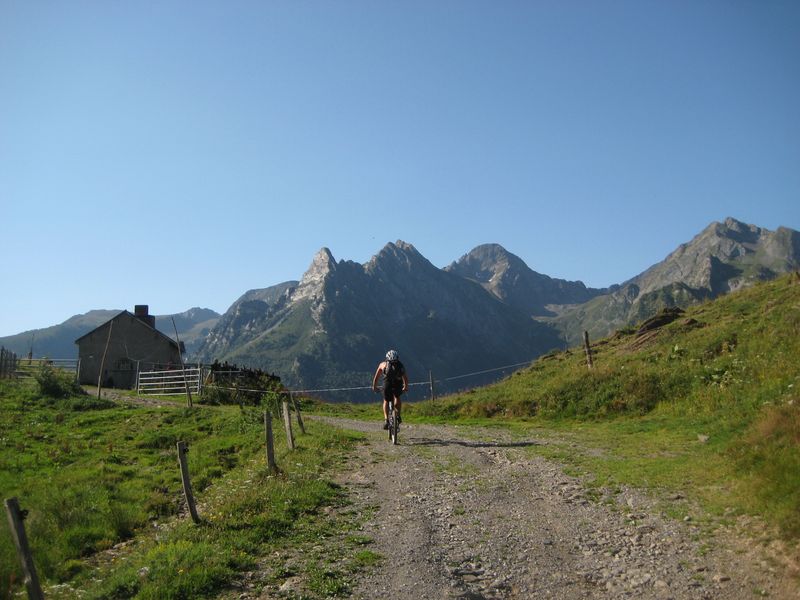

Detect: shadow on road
406,437,541,449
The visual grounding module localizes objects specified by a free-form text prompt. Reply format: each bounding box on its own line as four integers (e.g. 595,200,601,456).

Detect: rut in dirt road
322,417,790,600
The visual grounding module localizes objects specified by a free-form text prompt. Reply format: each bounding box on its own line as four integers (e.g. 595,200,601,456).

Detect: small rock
712,574,731,583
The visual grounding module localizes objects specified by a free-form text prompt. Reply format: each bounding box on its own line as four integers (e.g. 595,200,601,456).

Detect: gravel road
316,417,796,600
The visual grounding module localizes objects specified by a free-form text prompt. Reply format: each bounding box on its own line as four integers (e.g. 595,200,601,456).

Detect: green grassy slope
410,274,800,538
0,379,365,599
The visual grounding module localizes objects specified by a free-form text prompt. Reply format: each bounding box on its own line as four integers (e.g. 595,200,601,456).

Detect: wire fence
203,358,535,398
0,347,18,379
2,348,536,401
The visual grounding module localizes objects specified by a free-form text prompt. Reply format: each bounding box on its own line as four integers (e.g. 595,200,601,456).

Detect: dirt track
317,417,795,600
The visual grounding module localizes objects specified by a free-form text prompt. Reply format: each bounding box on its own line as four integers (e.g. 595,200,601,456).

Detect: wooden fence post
289,393,306,434
282,401,295,450
176,442,200,523
264,411,277,472
97,321,114,399
583,330,594,370
429,369,436,401
4,497,44,600
171,318,192,408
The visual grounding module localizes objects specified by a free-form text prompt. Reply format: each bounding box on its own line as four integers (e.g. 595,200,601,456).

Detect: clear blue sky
1,1,798,337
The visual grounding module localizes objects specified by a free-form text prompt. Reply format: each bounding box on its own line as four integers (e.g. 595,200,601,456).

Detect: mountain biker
372,349,408,430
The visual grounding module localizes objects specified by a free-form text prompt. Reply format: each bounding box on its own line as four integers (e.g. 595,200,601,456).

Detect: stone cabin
75,305,183,389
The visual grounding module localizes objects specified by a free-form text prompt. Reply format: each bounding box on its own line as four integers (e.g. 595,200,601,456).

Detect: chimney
134,305,156,329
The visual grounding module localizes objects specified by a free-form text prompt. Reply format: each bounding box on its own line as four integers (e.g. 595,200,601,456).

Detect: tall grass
0,379,362,598
405,275,800,538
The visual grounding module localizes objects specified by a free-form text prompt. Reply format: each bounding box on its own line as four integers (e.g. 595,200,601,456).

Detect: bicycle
386,397,399,445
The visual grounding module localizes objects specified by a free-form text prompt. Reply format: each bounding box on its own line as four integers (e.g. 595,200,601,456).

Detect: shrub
34,364,83,398
732,401,800,536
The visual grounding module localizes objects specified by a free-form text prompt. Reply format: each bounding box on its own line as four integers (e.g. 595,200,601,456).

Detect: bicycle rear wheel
390,408,399,445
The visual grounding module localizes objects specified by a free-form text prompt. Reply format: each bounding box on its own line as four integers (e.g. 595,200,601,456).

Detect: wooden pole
171,317,192,408
282,401,295,450
4,497,44,600
176,441,200,523
429,369,436,401
583,330,594,370
289,393,306,434
97,321,114,399
264,411,277,473
135,360,140,396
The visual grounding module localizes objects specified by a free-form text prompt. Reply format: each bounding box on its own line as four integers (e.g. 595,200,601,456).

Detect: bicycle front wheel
391,409,399,445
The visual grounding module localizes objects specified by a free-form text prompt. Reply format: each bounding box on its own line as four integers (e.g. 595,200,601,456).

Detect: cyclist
372,349,408,430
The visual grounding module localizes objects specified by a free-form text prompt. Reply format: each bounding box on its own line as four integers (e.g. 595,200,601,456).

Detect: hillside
446,243,606,315
196,242,563,395
0,308,220,359
412,273,800,537
194,219,798,394
552,218,800,344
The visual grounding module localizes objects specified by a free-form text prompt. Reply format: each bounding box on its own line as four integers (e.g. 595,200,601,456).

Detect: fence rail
0,347,18,379
20,358,79,373
137,367,202,396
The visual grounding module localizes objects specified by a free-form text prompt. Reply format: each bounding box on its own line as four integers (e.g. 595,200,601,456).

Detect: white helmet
385,349,399,361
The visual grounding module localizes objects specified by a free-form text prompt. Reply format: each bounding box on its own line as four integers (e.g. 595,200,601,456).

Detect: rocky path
317,417,794,600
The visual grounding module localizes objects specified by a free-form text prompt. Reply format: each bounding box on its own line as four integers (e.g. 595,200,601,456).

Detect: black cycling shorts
383,386,403,402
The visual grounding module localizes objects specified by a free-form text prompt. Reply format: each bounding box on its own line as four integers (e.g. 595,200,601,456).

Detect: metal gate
137,367,201,396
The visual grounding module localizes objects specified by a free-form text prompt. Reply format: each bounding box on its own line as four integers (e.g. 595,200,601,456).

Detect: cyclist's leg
382,387,392,422
394,390,402,422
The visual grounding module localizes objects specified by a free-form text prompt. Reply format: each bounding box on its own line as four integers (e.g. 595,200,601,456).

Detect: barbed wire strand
202,358,535,397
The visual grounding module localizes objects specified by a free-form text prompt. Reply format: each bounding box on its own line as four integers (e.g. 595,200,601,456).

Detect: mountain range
0,307,220,361
3,218,798,396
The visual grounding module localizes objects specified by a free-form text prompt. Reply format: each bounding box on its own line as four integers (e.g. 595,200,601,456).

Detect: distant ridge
195,241,563,395
551,217,800,344
445,243,606,316
0,308,221,359
5,217,798,395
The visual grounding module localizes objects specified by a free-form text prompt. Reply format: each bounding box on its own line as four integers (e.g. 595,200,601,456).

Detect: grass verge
0,379,370,598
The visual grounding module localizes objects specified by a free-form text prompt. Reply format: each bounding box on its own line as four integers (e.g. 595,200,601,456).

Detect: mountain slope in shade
0,308,221,359
196,242,563,395
554,218,800,344
194,281,298,362
445,243,606,316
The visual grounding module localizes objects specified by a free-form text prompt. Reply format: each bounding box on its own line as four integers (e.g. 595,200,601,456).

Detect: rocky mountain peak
294,247,337,301
367,240,434,274
447,243,527,283
446,243,602,315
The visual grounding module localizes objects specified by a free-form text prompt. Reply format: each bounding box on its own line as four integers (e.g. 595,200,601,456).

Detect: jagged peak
294,247,338,302
367,240,432,272
447,243,530,278
457,243,522,265
703,217,762,239
723,216,747,230
304,247,337,276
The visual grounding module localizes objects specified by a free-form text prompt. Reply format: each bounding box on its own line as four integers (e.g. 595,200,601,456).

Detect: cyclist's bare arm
372,361,386,392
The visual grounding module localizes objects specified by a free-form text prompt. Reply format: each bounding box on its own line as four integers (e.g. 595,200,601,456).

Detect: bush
34,364,83,398
732,401,800,537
